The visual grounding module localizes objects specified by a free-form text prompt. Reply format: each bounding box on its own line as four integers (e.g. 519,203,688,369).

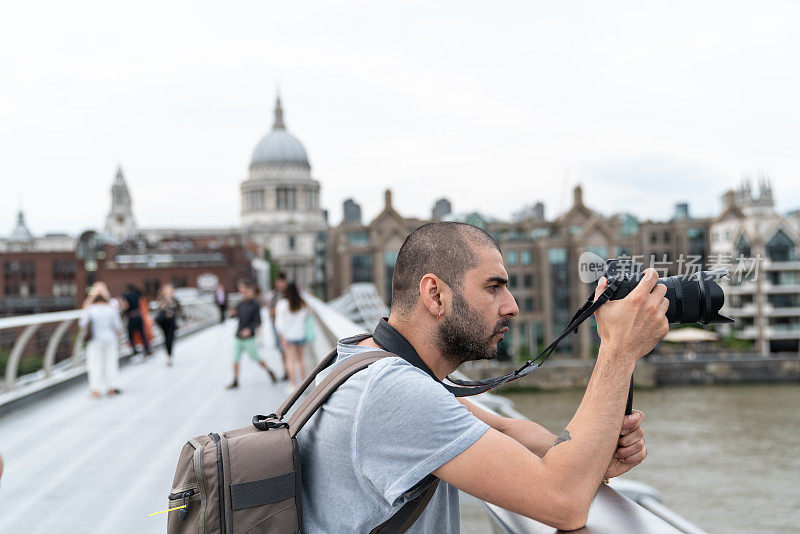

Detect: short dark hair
237,278,255,289
391,222,500,314
276,271,287,281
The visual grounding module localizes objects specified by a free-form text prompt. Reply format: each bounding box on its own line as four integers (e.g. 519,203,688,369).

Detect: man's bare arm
434,270,669,530
436,347,636,530
458,398,556,457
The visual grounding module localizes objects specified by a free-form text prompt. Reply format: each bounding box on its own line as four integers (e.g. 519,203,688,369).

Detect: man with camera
298,222,664,532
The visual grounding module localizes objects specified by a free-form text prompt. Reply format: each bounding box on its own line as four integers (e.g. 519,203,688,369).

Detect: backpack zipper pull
179,493,190,520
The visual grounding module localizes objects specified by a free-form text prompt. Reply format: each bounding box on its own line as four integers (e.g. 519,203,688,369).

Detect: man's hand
603,410,647,479
594,269,670,364
240,327,251,337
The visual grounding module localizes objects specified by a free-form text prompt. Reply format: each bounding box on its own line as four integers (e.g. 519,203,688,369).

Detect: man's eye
489,285,500,292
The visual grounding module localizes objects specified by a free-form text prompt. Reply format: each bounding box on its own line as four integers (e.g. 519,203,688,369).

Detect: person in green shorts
227,279,277,389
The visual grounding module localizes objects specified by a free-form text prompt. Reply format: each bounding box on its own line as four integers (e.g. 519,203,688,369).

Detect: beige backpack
165,346,439,533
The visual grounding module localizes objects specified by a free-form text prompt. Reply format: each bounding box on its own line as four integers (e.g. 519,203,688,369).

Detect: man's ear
419,274,449,319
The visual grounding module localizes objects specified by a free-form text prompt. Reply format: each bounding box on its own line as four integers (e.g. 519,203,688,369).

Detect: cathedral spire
105,165,137,242
114,164,125,185
272,93,286,130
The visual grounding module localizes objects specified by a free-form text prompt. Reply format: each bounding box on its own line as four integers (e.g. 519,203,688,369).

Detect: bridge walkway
0,318,287,533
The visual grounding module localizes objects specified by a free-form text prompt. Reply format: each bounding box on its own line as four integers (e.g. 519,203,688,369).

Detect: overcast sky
2,1,799,237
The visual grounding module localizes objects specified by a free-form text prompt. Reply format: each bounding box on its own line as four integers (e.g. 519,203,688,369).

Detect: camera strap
372,318,490,397
443,277,624,395
370,278,622,397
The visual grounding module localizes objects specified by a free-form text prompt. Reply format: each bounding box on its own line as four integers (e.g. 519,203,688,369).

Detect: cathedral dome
10,211,33,242
250,96,310,168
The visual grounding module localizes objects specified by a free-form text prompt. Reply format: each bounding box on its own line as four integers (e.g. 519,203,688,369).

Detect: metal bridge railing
0,294,229,400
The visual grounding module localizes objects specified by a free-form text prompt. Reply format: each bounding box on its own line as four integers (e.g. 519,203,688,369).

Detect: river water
500,384,800,534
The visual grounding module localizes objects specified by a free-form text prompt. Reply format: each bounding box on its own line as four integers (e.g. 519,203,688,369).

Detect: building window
768,294,799,308
523,274,533,288
246,189,265,210
620,214,639,237
347,232,369,246
735,234,751,258
351,254,373,283
767,271,800,286
687,228,704,240
532,227,550,239
384,251,398,267
524,298,534,312
509,274,517,289
288,235,296,250
649,231,658,244
507,251,518,266
306,188,319,210
521,250,532,265
586,246,608,259
766,229,797,262
52,282,77,297
663,231,671,243
277,187,297,210
52,260,76,280
548,248,567,264
384,251,399,305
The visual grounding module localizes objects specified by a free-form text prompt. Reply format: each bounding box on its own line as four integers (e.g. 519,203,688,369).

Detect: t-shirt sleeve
354,360,489,506
253,303,262,328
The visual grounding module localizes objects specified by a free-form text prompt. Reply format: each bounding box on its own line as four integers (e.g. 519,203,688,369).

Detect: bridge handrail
0,293,227,395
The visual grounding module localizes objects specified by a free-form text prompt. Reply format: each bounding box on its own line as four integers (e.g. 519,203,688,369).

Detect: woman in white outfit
79,284,123,398
274,282,308,389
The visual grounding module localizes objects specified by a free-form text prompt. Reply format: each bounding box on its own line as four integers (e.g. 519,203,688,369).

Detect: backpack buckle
252,413,289,431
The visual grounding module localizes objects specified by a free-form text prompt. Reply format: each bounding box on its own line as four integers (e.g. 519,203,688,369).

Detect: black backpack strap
270,333,372,421
370,476,440,534
285,350,395,437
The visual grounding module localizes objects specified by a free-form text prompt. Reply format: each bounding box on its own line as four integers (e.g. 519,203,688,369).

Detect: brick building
326,185,716,359
80,232,258,299
1,250,84,315
0,211,83,315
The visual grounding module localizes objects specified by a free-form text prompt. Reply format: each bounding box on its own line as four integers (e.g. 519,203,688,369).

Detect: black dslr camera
603,259,733,325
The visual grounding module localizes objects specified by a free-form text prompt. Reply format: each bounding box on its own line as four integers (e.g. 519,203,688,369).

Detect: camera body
604,259,734,325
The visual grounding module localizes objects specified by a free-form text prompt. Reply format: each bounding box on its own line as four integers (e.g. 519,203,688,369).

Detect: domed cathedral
240,94,326,289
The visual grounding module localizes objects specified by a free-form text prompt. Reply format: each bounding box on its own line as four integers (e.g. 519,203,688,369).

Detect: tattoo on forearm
553,429,571,446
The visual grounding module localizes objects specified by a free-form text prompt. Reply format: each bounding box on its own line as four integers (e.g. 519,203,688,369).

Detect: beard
435,290,509,368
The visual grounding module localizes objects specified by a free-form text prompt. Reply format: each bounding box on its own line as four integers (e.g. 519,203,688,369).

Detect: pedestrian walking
79,283,124,398
215,282,227,323
227,279,277,389
268,272,288,380
275,282,309,389
120,284,152,356
155,283,183,366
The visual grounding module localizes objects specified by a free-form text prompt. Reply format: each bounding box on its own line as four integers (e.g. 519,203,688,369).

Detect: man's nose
501,290,519,318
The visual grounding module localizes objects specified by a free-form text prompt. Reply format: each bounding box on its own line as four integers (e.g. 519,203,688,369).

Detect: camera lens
605,260,733,325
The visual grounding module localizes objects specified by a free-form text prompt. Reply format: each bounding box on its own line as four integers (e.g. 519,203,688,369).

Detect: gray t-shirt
296,340,489,533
